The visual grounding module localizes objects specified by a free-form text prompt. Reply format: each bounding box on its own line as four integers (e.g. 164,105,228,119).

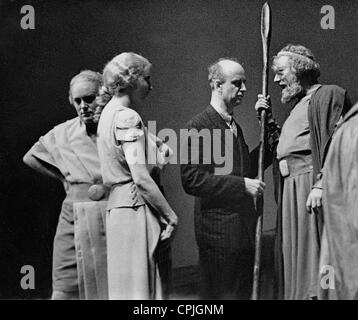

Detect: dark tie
229,117,238,138
220,112,237,137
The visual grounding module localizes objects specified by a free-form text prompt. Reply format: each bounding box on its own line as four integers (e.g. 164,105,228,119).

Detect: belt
278,154,313,178
66,183,109,201
107,182,145,210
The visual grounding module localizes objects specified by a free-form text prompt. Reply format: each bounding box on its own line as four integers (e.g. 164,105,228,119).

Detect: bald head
208,58,244,90
208,58,247,111
219,59,244,75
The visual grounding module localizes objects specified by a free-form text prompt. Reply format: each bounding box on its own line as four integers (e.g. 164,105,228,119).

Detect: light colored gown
276,85,321,300
97,97,172,300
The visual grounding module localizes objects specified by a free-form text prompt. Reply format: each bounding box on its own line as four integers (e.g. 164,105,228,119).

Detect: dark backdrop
0,0,357,299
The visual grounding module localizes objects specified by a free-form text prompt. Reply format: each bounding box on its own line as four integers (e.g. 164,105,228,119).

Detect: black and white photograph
1,0,358,307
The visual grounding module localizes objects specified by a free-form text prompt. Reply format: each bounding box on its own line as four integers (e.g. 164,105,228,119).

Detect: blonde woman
97,52,178,299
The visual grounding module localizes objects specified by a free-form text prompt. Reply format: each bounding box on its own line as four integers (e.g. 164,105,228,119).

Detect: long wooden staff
252,1,271,300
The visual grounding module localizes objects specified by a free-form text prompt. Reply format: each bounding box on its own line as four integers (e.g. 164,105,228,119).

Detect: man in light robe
256,44,352,299
23,70,108,300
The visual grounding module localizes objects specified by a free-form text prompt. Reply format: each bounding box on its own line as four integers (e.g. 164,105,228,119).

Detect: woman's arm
123,139,178,240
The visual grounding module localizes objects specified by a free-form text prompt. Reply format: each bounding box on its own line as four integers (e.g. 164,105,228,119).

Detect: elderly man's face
70,80,99,125
220,63,247,110
273,55,302,103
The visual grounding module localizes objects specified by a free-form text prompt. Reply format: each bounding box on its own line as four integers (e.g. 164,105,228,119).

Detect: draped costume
319,102,358,300
273,85,352,300
27,117,108,299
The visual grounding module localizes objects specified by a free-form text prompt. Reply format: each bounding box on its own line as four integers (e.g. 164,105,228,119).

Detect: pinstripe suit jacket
181,105,262,250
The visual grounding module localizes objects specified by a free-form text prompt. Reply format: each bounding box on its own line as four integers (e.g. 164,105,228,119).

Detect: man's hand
244,178,266,198
306,188,323,214
255,94,273,123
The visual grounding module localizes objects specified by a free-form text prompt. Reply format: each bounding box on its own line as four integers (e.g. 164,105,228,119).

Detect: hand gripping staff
252,1,271,300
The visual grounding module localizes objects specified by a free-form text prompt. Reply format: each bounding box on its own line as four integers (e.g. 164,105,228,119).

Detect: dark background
0,0,357,299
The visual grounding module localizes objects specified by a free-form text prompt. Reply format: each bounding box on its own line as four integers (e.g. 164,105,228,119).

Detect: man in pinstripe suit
181,58,278,299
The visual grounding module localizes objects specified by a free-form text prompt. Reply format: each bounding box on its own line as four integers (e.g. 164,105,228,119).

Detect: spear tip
261,1,271,39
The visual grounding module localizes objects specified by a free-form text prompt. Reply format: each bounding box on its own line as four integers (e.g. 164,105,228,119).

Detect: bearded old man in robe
23,70,108,300
256,44,352,300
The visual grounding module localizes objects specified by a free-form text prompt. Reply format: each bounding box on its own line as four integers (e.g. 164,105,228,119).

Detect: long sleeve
180,119,247,201
247,119,281,178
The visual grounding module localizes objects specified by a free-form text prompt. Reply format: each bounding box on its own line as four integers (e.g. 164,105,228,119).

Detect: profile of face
131,69,152,105
273,55,303,104
219,62,247,110
70,80,99,125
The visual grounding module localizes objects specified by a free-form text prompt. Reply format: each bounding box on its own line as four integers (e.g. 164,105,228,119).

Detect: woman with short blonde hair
97,52,177,300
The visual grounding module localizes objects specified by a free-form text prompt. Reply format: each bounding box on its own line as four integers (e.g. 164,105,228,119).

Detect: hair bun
102,52,152,96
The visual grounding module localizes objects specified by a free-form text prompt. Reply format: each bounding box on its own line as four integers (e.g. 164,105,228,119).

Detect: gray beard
281,82,304,104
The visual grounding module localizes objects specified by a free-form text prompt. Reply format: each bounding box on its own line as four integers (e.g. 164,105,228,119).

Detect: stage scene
0,0,357,300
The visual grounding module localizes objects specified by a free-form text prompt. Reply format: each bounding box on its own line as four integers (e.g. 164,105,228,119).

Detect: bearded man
256,44,352,300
